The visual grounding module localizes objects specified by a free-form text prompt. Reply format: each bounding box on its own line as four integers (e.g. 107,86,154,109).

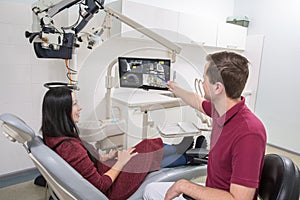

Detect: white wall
234,0,300,153
0,1,67,175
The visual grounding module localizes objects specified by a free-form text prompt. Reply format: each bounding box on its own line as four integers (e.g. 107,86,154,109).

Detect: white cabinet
121,0,179,42
217,23,247,50
177,13,218,47
115,0,247,50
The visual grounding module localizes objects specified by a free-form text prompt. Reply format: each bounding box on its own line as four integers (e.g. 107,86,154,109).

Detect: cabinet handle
190,41,206,46
226,45,238,49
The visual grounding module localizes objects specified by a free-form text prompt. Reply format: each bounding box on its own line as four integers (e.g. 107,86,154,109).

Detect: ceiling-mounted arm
73,0,104,34
35,0,82,18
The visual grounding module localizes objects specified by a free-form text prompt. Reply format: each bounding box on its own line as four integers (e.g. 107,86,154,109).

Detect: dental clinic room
1,0,300,199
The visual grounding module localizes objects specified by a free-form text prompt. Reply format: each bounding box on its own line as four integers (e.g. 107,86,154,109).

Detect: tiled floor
0,145,299,200
0,180,46,200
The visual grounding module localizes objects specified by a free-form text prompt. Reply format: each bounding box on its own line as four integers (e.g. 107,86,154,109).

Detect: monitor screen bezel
118,56,171,91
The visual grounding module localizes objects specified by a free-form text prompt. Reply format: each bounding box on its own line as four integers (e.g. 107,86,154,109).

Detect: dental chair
0,113,207,200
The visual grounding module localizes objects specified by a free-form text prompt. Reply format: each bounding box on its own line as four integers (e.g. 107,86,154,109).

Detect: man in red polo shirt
143,51,266,200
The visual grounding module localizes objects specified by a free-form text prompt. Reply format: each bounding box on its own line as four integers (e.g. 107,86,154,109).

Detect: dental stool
0,113,207,200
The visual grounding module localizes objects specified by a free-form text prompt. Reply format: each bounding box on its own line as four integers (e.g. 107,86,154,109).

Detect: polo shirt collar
215,97,245,127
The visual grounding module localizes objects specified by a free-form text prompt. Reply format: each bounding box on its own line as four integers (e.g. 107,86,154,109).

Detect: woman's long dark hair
41,87,98,167
41,87,79,138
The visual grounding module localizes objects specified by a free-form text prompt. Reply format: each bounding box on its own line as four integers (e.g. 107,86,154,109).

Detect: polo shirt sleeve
57,140,113,193
231,133,265,188
202,100,212,117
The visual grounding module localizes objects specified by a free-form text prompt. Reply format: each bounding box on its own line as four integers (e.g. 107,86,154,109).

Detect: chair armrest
186,148,209,159
183,194,195,200
186,148,209,165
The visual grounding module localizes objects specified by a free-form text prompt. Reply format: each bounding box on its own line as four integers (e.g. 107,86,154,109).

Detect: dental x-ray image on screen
118,57,171,90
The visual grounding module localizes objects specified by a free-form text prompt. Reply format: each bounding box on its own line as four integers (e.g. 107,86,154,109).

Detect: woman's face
71,92,82,123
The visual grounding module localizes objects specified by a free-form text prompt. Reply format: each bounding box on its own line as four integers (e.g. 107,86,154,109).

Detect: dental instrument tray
157,122,204,138
118,57,171,91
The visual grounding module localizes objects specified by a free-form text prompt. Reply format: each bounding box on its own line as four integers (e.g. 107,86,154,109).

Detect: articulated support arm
25,0,181,63
25,0,104,59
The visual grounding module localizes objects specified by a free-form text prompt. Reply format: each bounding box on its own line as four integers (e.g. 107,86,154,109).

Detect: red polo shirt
203,97,266,199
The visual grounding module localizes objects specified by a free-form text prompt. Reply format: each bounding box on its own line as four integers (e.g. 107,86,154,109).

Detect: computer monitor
118,57,171,90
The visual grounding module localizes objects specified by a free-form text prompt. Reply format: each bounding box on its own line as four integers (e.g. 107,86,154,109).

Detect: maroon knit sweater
44,136,164,200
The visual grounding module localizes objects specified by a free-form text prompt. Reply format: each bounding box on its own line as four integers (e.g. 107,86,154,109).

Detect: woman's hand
104,148,138,182
116,148,138,168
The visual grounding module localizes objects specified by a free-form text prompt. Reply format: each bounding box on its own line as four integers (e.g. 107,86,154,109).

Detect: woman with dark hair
41,87,195,200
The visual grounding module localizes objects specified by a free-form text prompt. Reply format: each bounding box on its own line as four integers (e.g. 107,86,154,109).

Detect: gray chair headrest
0,113,35,143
